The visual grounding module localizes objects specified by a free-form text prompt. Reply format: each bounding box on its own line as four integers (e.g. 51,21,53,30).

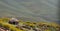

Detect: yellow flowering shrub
44,29,51,31
0,18,10,23
0,21,23,31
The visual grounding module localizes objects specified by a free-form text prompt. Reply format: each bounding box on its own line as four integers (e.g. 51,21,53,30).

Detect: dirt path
0,27,9,31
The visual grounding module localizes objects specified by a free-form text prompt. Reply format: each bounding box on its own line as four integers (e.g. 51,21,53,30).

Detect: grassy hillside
0,17,60,31
0,0,58,22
